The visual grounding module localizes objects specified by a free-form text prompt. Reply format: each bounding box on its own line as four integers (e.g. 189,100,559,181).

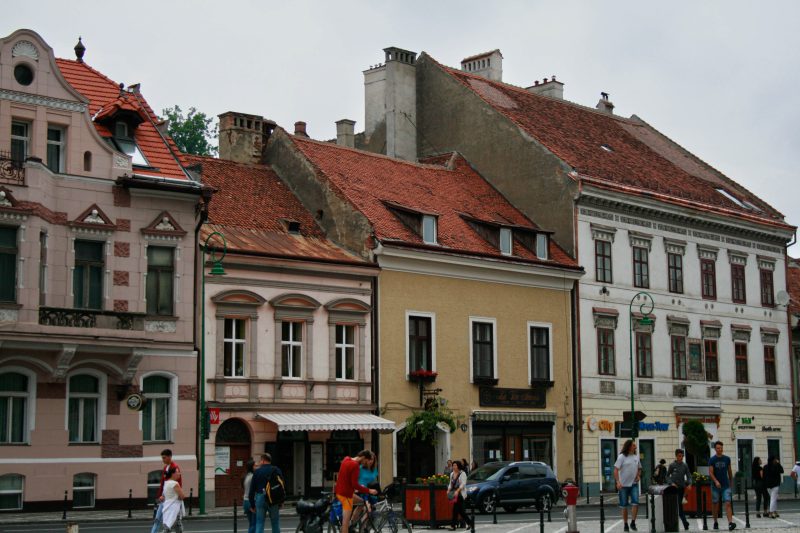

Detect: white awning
257,412,396,433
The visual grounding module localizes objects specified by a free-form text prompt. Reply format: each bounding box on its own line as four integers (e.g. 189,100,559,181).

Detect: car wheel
480,493,496,514
535,493,553,512
503,505,518,513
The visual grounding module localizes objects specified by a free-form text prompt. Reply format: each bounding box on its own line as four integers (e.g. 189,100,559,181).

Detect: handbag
447,489,457,500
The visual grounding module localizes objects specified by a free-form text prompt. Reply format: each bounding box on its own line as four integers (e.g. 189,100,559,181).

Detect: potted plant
408,369,438,383
403,398,458,444
682,419,712,516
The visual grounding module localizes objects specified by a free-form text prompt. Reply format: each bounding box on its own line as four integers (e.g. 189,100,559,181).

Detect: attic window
536,234,549,260
499,227,512,255
600,144,614,153
111,121,148,166
716,188,748,209
286,220,301,234
422,215,437,244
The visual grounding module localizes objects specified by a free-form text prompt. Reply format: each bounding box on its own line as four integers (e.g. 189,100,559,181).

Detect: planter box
683,484,711,517
403,484,453,527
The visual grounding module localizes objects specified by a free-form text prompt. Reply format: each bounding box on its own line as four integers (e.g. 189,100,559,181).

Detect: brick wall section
100,429,143,458
37,382,66,398
114,299,128,312
116,218,131,232
114,241,130,257
112,186,131,207
113,270,129,286
178,385,197,401
101,429,120,445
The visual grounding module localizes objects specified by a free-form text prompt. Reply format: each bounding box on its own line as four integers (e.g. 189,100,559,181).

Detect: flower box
683,483,711,517
403,483,453,527
408,369,438,383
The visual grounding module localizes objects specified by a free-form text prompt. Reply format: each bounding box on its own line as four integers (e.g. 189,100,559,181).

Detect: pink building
0,30,207,511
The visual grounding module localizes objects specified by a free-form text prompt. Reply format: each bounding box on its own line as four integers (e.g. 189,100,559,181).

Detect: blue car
465,461,560,514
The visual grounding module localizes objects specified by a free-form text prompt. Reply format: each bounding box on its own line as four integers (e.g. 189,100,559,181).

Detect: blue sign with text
638,421,670,431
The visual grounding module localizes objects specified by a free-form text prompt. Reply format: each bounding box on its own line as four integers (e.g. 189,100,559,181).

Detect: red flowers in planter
408,369,438,381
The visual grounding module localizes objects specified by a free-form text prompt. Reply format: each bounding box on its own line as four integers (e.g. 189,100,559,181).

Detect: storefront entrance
737,439,754,481
638,439,655,492
214,418,252,507
472,422,553,468
600,439,618,492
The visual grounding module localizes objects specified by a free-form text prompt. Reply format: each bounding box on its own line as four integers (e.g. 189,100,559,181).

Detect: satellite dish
776,290,790,306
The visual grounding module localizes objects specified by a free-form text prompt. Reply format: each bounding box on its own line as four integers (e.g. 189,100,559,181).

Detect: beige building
0,30,207,511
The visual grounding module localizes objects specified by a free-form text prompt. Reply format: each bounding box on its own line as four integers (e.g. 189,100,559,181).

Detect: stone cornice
0,87,86,113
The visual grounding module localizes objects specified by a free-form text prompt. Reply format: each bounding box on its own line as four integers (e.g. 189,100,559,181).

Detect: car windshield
467,464,506,482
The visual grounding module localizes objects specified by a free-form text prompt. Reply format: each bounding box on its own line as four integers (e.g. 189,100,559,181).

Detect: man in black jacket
248,454,283,533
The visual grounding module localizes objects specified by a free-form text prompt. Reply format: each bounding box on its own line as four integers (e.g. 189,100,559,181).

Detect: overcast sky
7,1,800,254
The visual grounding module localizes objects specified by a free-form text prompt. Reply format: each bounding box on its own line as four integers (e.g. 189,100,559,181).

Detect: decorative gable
141,211,187,241
270,293,322,322
69,203,116,234
324,298,371,326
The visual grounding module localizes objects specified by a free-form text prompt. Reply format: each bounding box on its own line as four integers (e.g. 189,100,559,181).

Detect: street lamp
628,291,654,440
199,231,226,515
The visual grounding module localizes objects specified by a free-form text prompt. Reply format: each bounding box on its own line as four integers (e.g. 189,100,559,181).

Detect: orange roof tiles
55,58,187,180
435,59,792,230
287,135,578,269
186,155,366,265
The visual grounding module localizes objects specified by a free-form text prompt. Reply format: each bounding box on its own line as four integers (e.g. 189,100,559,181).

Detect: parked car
465,461,560,514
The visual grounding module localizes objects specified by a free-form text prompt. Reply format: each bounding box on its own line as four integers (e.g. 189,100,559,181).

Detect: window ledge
145,315,178,322
68,442,101,446
0,302,22,310
0,442,30,446
144,440,174,445
530,380,555,388
472,377,498,386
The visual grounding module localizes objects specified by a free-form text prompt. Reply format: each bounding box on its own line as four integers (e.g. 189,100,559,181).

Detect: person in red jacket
335,450,378,533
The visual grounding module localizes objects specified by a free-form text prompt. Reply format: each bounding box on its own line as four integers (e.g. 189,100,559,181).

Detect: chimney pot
294,121,308,137
596,94,615,114
335,119,356,148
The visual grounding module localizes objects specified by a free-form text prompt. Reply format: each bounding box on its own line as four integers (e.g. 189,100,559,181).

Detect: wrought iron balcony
39,307,145,331
0,151,25,186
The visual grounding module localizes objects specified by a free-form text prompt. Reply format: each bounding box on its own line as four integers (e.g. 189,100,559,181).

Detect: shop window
636,332,652,378
735,343,748,384
0,474,23,510
146,246,174,316
529,324,551,383
597,328,615,375
700,258,716,300
471,319,495,381
764,345,777,386
68,374,100,443
146,470,161,506
0,227,17,303
224,318,246,377
73,240,104,310
72,473,95,508
281,321,303,378
672,336,687,380
335,324,355,380
142,375,172,442
731,264,746,303
704,340,719,382
668,252,683,293
407,313,434,373
46,126,66,173
0,372,29,444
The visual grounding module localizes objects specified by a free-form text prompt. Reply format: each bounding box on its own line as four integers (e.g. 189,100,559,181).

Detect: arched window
0,372,29,443
73,473,95,508
83,151,92,172
0,473,23,510
68,374,100,443
143,375,171,442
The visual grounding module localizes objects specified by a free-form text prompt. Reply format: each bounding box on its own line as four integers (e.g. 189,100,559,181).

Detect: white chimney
596,92,615,114
336,119,356,148
460,49,503,81
526,76,564,100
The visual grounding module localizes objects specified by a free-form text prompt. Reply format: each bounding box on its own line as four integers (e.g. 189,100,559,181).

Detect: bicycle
356,487,412,533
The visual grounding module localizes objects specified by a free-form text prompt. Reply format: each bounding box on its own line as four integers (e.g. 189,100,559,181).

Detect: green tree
162,105,218,156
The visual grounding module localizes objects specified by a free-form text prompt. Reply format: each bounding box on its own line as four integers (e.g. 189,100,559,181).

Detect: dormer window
115,122,128,138
111,121,148,167
536,234,548,260
422,215,437,244
285,220,301,234
499,227,512,255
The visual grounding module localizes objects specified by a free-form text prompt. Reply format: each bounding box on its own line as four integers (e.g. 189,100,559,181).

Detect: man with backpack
248,453,285,533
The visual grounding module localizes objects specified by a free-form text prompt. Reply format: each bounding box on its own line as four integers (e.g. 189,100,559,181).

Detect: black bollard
492,488,498,525
737,479,741,501
587,483,590,505
233,498,238,533
744,480,750,529
547,501,552,523
127,488,133,519
702,491,708,531
188,488,193,516
600,494,605,533
650,493,655,533
470,497,476,533
540,507,545,533
62,490,68,520
644,490,649,518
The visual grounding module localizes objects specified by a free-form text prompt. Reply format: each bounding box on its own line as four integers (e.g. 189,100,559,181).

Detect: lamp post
199,231,226,515
628,292,654,440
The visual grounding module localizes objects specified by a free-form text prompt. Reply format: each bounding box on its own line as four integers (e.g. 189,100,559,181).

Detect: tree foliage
162,105,218,156
682,419,711,470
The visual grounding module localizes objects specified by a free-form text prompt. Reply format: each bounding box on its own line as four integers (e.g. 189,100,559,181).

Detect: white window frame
46,124,66,173
527,322,554,383
335,324,356,381
140,372,177,442
405,310,436,376
469,317,497,382
223,317,247,378
0,366,36,444
499,228,512,255
281,321,303,379
536,234,548,260
10,121,29,163
0,474,23,510
72,472,96,509
65,370,107,443
422,215,437,244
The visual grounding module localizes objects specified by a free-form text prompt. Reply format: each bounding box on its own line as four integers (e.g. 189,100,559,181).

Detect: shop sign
208,408,221,424
762,426,781,432
737,425,756,430
215,446,230,474
479,386,545,408
741,417,752,424
638,421,669,431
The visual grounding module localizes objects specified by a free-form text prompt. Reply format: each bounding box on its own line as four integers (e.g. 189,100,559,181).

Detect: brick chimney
460,49,503,81
596,92,615,114
218,111,276,164
336,119,356,148
526,76,564,99
294,121,309,137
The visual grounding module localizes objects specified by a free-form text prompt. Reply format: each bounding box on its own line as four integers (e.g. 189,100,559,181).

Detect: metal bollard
62,490,68,520
650,493,655,533
587,483,590,505
127,488,133,519
644,490,649,518
744,480,750,529
492,488,498,525
600,494,605,533
233,498,238,533
188,488,193,516
470,498,476,533
540,507,545,533
547,502,551,523
702,491,708,531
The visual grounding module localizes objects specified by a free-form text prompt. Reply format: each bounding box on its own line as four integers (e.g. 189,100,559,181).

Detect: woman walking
764,455,784,518
243,459,256,533
751,457,768,518
160,467,185,532
449,461,473,530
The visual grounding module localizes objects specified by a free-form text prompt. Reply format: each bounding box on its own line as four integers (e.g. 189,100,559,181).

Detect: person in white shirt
791,461,800,486
614,439,642,532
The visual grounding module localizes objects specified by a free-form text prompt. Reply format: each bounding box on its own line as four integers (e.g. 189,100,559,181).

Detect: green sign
741,417,752,424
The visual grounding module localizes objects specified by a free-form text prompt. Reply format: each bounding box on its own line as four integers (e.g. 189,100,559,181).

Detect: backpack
266,467,286,506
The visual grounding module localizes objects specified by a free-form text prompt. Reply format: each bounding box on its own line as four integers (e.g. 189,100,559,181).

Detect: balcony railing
0,151,25,186
39,307,145,331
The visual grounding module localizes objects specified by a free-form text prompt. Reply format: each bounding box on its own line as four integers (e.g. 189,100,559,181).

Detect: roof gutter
117,173,210,196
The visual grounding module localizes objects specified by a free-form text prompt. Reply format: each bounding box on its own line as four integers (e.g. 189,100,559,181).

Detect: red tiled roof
286,135,578,269
433,58,793,230
186,155,366,265
55,58,187,180
788,258,800,316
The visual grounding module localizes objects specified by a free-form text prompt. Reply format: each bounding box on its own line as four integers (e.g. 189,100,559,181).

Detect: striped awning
472,411,557,423
257,413,396,433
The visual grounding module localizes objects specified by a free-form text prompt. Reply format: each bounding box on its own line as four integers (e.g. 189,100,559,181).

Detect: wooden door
215,444,251,506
